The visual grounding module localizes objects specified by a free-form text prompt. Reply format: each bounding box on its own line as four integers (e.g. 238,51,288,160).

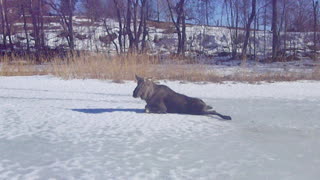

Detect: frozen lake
0,76,319,179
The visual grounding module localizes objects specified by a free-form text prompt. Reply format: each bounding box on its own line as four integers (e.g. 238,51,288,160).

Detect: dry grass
1,53,320,83
49,54,224,82
50,53,159,81
0,56,49,76
312,64,320,79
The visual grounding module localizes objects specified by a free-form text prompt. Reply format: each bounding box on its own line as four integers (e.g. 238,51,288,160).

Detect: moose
133,75,232,120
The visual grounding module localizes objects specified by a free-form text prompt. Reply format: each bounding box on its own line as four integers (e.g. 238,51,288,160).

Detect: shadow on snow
71,108,224,120
71,108,144,114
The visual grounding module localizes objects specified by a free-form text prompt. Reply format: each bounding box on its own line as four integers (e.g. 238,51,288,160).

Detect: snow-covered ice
0,76,320,179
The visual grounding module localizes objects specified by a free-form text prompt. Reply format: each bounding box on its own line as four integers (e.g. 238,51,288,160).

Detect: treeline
0,0,319,62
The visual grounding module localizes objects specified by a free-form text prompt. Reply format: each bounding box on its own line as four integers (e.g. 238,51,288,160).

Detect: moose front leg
145,103,167,114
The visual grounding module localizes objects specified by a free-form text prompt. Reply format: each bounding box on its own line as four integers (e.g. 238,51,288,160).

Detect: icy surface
0,76,319,179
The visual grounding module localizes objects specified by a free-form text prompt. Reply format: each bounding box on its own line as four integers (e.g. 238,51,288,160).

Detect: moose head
133,75,155,100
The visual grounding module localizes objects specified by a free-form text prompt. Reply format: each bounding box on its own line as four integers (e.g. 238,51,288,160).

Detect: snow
0,76,320,179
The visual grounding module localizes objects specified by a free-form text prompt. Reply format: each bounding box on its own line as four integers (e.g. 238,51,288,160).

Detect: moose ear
135,75,144,82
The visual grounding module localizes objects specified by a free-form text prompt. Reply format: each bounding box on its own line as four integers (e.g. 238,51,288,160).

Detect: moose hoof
223,116,232,120
145,108,150,113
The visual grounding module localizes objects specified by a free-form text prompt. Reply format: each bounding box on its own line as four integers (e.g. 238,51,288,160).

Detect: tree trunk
313,1,319,60
30,0,42,63
241,0,256,61
68,7,74,52
227,0,240,59
39,0,45,53
133,0,138,50
263,4,267,59
126,0,134,52
205,0,209,26
232,9,239,59
141,0,149,52
3,0,13,52
272,0,279,61
0,0,7,50
113,0,123,53
103,19,119,54
156,0,160,22
254,8,257,61
21,3,30,55
166,0,185,55
181,8,186,55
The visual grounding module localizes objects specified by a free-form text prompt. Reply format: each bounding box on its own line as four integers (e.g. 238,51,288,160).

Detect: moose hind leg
205,110,232,120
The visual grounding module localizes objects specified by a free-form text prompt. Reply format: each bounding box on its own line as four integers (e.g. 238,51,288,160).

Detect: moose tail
204,110,232,120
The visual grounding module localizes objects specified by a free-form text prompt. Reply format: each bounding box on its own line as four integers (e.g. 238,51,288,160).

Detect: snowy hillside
6,17,318,57
0,76,320,179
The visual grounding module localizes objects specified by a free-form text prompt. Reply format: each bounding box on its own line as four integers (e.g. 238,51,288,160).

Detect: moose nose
133,88,138,98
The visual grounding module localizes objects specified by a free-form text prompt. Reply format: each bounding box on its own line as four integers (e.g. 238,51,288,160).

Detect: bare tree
272,0,279,61
103,18,120,54
48,0,78,54
19,0,30,54
111,0,126,53
263,1,267,59
4,0,13,52
0,0,8,50
141,0,150,52
166,0,186,55
241,0,256,61
224,0,240,58
125,0,149,53
156,0,160,21
0,0,15,52
279,0,288,54
312,0,319,60
27,0,48,62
